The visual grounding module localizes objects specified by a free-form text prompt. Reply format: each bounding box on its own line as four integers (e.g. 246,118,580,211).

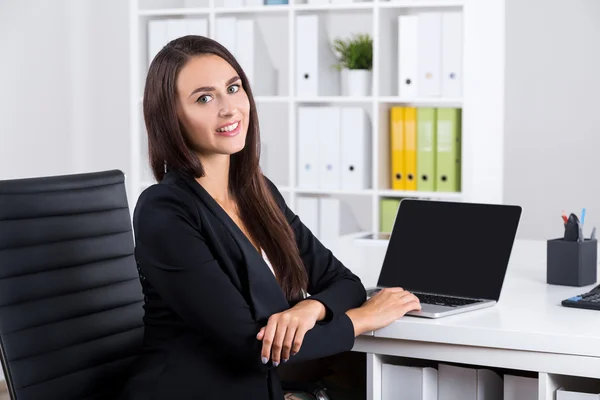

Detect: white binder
223,0,244,8
147,20,167,66
166,19,188,42
297,107,320,188
235,19,277,96
340,107,371,190
317,107,341,190
438,364,502,400
417,12,442,97
318,198,359,249
382,364,438,400
295,15,339,97
186,18,208,37
245,0,264,6
215,17,237,57
295,197,320,238
503,375,538,400
398,14,419,98
441,11,463,97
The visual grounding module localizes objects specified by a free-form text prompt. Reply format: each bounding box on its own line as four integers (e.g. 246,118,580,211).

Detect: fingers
291,327,306,357
260,317,278,364
256,327,265,341
270,321,289,366
281,324,297,362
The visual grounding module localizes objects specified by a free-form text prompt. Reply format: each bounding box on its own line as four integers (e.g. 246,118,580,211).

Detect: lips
215,121,241,137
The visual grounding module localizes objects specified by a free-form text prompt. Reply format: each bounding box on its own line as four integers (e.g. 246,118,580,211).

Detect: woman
119,35,421,399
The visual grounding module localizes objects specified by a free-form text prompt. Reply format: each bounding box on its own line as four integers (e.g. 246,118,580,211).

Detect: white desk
332,237,600,400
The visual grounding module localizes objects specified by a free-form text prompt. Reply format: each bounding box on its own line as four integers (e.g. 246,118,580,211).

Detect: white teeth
217,122,239,132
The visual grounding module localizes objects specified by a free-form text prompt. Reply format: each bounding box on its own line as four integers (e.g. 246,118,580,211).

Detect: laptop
366,198,522,318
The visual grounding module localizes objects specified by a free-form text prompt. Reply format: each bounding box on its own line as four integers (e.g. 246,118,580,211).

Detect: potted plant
332,33,373,96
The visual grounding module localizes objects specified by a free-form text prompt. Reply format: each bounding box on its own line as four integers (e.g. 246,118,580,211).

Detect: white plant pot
341,68,372,97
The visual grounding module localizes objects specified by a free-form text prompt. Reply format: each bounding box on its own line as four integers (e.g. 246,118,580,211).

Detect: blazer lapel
171,171,290,322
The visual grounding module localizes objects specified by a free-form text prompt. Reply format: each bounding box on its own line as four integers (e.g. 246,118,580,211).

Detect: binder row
214,17,277,96
382,363,537,400
147,19,208,66
398,11,463,98
297,106,371,191
221,0,287,6
390,106,461,193
295,197,359,249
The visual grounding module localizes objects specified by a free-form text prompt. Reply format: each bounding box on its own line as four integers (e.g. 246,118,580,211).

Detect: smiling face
175,54,251,158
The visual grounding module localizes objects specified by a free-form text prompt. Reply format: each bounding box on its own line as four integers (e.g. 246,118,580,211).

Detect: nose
218,97,237,118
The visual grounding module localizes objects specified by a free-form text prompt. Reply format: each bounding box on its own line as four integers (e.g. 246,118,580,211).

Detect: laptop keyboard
367,288,481,308
412,292,481,307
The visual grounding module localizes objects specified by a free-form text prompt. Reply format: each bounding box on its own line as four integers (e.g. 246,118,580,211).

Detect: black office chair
0,170,144,399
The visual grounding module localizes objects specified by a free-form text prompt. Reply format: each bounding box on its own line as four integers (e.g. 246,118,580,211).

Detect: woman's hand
346,287,421,336
256,299,325,366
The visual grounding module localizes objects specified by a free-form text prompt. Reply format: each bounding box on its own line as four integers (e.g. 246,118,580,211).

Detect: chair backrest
0,170,144,399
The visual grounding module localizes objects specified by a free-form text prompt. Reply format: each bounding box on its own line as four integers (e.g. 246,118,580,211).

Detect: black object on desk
562,284,600,311
547,212,598,287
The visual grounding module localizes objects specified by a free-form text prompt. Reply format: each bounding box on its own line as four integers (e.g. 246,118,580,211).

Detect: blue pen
581,208,586,226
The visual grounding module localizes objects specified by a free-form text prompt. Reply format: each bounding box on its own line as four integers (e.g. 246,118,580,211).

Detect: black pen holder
547,238,598,286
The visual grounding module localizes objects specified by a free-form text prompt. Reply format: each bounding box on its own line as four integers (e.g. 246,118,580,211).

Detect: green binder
380,198,401,233
436,108,462,192
416,108,437,191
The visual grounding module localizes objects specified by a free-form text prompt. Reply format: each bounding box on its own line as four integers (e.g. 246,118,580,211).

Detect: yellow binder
390,107,405,190
404,107,418,191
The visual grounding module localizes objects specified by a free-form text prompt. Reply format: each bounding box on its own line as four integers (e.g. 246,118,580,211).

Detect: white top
261,249,276,276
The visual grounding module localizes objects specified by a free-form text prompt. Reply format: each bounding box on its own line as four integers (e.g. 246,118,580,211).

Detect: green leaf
331,33,373,71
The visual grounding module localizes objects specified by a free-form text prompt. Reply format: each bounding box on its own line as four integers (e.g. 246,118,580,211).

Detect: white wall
504,0,600,240
0,0,130,182
0,1,72,179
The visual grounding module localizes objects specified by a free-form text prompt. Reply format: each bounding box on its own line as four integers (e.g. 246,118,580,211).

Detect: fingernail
291,352,297,356
273,361,279,367
283,359,288,363
262,357,268,364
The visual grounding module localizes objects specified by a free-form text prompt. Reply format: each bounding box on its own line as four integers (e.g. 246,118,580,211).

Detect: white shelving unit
129,0,506,237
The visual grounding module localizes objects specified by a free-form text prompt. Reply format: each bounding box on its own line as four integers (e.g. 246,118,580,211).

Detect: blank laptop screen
377,199,522,301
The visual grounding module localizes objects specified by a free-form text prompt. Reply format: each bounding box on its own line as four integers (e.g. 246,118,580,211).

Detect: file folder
436,108,461,192
503,375,538,400
398,15,419,98
417,107,437,191
341,107,371,190
295,15,339,97
404,107,418,191
319,198,359,249
235,19,277,96
297,107,319,188
418,12,442,97
296,197,320,238
382,364,437,400
438,364,502,400
390,107,405,190
317,107,341,190
380,198,400,234
442,11,463,97
147,20,167,66
215,17,237,56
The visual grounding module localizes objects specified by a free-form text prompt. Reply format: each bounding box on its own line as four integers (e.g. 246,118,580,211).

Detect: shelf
295,188,374,196
138,8,211,16
214,4,290,14
294,2,374,11
295,96,374,103
378,96,463,106
255,96,290,103
378,0,464,9
377,189,462,200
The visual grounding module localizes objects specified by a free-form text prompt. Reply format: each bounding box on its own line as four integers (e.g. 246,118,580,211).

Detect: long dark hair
143,35,307,302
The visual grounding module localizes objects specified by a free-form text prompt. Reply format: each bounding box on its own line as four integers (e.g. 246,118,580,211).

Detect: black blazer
118,170,367,400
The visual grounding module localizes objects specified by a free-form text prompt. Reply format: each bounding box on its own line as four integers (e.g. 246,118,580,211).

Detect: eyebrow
187,76,241,99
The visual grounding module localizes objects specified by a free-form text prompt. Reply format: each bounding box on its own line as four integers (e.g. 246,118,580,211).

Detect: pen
562,210,568,225
581,208,586,226
592,227,596,240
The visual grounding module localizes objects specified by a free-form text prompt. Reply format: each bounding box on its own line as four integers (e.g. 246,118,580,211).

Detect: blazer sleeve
133,184,357,372
264,178,367,321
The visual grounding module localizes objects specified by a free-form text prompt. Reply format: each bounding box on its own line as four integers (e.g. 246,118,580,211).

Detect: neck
196,153,232,206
